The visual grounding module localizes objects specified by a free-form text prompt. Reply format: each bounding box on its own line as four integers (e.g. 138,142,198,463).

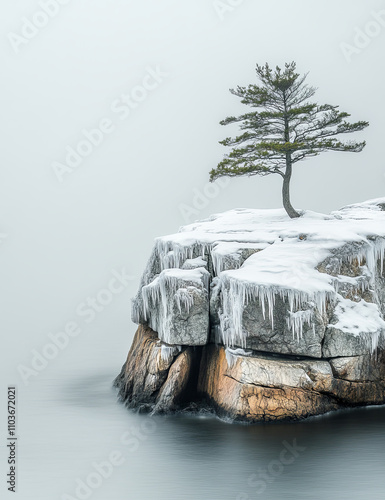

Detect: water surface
12,364,385,500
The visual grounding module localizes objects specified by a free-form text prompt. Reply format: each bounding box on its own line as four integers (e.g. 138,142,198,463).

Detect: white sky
1,0,385,374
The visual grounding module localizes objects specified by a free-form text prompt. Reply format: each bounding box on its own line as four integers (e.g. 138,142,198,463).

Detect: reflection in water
16,369,385,500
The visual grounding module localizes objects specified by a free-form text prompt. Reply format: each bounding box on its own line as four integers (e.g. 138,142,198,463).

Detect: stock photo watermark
213,0,248,21
0,232,8,246
179,177,230,223
61,417,157,500
236,440,306,499
51,65,169,182
340,9,385,63
17,267,133,386
7,0,72,54
6,387,18,493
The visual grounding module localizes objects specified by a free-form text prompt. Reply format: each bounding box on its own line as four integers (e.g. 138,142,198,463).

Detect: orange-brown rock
116,326,385,422
197,345,337,421
197,345,385,422
154,349,194,413
114,325,197,412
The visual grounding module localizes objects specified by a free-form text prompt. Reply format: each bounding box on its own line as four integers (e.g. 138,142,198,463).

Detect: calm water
9,360,385,500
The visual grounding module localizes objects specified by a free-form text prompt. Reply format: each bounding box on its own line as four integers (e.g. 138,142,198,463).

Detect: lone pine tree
210,62,369,218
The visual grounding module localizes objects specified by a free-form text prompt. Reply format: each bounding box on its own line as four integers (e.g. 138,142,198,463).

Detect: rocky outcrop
116,199,385,422
136,267,210,346
197,345,339,421
115,325,201,413
197,345,385,421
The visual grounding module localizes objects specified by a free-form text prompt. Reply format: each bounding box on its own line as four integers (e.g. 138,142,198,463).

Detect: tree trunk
282,160,300,219
282,92,300,219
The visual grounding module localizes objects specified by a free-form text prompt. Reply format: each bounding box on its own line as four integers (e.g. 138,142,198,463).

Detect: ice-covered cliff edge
115,198,385,422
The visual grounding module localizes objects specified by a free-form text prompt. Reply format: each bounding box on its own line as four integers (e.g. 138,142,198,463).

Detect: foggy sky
1,0,385,379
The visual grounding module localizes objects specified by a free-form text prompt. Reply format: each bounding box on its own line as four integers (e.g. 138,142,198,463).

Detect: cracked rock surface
116,199,385,422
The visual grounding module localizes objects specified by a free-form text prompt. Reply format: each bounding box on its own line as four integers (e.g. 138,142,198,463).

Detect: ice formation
132,198,385,351
286,310,314,341
181,256,207,270
225,347,253,368
174,288,195,314
139,267,209,343
331,296,385,353
160,343,182,362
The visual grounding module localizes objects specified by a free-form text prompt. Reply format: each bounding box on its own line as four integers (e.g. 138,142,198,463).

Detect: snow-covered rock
135,267,210,346
132,198,385,355
116,198,385,422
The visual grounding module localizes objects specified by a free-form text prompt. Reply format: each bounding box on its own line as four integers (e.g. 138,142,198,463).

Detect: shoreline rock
115,199,385,423
115,326,385,422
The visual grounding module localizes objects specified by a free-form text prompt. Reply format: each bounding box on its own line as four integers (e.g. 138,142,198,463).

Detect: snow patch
181,256,207,270
133,198,385,349
331,296,385,353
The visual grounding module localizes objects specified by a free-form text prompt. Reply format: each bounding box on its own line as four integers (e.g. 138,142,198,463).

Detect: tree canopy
210,62,369,218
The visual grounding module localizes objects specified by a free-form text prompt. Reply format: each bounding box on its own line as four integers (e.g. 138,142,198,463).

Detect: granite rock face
197,345,385,421
197,345,339,422
239,296,326,358
115,325,199,413
116,199,385,422
134,267,210,346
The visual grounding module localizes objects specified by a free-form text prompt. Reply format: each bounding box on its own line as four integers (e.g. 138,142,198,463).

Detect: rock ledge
115,199,385,422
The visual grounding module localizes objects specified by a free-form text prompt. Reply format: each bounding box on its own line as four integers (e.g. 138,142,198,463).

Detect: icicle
345,237,385,284
140,267,209,343
174,288,194,314
286,310,313,341
211,250,242,275
370,331,380,355
212,325,223,345
160,344,182,362
155,239,212,271
135,205,385,353
218,275,335,348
